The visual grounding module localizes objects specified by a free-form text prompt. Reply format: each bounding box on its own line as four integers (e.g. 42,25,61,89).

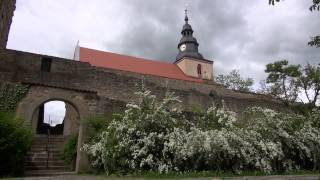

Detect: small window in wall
41,57,52,72
197,64,202,76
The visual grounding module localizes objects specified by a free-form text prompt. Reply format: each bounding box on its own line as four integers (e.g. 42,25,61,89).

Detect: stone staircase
25,135,73,175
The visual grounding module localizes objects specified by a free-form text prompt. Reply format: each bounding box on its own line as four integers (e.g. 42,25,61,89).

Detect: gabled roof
78,47,203,83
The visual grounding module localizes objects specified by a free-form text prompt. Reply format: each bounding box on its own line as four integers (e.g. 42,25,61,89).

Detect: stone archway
16,85,92,173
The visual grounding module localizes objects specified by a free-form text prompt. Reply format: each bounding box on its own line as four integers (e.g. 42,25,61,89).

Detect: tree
215,69,254,92
269,0,320,11
308,36,320,48
268,0,320,47
264,60,320,107
297,63,320,107
265,60,301,103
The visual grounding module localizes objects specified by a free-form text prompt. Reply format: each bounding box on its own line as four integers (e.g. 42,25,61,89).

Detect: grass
93,170,320,179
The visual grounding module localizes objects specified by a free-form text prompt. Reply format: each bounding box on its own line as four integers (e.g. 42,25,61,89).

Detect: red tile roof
79,47,203,83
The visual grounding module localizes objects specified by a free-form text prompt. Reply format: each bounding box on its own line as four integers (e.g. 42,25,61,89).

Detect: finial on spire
184,7,188,23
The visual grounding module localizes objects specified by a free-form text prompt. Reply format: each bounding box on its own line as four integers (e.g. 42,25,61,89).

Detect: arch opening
33,100,80,136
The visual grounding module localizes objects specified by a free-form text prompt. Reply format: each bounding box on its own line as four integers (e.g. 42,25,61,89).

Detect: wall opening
36,101,66,135
41,57,52,72
197,64,202,77
34,100,79,136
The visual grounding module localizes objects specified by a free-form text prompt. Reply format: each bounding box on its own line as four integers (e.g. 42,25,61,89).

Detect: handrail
46,127,51,169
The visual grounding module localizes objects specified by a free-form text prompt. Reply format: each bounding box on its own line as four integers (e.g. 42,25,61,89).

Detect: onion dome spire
176,9,204,62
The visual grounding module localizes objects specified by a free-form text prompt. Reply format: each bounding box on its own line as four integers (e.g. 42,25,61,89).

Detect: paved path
2,174,320,180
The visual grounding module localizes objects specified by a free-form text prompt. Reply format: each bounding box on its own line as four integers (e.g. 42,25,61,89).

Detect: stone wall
0,0,16,49
0,49,284,116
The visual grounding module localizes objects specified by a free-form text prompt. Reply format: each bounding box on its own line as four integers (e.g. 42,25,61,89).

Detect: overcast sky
7,0,320,83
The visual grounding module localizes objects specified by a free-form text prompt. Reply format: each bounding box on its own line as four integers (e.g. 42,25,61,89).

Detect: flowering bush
82,88,320,175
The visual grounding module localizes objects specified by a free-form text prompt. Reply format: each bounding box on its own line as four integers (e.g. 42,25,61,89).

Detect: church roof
78,47,203,83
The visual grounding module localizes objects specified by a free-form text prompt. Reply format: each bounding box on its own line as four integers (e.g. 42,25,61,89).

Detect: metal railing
46,127,51,169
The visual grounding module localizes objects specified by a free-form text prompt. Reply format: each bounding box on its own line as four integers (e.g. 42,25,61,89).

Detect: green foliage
308,36,320,48
0,111,33,176
269,0,320,11
297,64,320,107
85,116,110,143
309,0,320,11
216,69,254,92
0,83,29,112
190,104,203,114
265,60,301,103
61,136,78,166
263,61,319,108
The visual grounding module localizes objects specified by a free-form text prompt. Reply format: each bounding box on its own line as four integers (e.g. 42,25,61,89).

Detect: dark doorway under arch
36,101,66,135
33,100,79,136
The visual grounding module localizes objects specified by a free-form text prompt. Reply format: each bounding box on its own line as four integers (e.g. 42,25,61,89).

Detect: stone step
26,160,66,166
31,145,64,149
32,139,66,143
32,138,68,144
31,146,64,150
32,141,66,146
34,135,68,139
25,164,71,171
32,139,67,143
30,147,63,152
26,157,64,162
27,150,63,155
26,153,63,160
24,170,75,177
25,136,72,173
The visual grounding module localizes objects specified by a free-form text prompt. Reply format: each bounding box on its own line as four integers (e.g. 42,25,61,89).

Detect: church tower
175,10,213,80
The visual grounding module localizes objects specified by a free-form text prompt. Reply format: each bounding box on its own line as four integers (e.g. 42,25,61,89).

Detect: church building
75,10,214,82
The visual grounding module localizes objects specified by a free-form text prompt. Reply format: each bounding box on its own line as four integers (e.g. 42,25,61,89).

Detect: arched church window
197,64,202,76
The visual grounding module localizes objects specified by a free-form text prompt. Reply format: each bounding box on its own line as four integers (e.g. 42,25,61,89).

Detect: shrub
61,135,78,167
85,116,110,143
0,111,33,176
82,88,320,175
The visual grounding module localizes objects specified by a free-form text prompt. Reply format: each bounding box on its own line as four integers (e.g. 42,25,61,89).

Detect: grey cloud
7,0,320,83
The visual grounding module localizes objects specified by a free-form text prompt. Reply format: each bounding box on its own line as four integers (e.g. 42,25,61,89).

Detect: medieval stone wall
0,49,284,117
0,0,16,49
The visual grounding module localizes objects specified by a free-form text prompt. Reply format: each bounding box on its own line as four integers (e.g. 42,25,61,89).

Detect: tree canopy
265,60,301,103
215,70,254,92
263,60,320,107
269,0,320,11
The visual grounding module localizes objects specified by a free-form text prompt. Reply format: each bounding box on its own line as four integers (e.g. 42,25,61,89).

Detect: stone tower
0,0,16,49
175,10,214,80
